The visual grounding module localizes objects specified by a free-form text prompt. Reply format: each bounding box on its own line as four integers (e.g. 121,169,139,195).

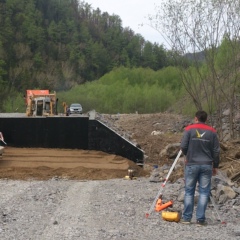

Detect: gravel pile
0,177,239,240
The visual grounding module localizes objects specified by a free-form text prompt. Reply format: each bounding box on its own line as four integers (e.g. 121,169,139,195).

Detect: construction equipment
25,90,58,117
124,168,137,180
62,102,68,116
145,150,182,218
162,211,181,222
128,168,135,179
155,197,173,212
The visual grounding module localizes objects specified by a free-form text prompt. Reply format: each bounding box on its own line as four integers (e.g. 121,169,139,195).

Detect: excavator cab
36,100,44,116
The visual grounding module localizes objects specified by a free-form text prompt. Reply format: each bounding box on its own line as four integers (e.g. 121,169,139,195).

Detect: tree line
0,0,172,106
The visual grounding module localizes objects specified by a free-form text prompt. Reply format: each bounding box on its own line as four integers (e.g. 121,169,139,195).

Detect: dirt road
0,178,239,240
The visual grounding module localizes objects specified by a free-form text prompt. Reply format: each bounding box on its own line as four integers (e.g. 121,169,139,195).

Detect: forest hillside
0,0,170,94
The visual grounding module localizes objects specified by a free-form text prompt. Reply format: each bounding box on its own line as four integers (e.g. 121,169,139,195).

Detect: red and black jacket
180,122,220,168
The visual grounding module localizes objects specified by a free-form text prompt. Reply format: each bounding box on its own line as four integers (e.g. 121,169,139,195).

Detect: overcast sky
86,0,167,46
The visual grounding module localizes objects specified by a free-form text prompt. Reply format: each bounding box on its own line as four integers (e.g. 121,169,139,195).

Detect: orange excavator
24,90,58,117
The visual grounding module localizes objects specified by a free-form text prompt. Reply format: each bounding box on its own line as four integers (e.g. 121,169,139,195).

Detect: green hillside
0,0,180,113
0,0,170,90
57,66,184,114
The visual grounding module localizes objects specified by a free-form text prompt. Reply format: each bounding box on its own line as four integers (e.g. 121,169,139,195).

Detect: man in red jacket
180,110,220,226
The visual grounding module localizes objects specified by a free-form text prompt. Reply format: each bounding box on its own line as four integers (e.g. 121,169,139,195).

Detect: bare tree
150,0,240,140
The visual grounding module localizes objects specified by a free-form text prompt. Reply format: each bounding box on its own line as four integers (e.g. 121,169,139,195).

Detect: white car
68,103,83,115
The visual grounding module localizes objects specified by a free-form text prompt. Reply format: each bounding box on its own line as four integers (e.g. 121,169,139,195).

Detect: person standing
0,132,4,145
180,110,220,226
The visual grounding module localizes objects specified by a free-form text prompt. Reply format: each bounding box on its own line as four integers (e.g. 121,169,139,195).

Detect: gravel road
0,178,240,240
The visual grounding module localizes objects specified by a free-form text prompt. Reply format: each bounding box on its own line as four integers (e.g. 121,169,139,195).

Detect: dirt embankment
113,113,240,183
1,112,240,182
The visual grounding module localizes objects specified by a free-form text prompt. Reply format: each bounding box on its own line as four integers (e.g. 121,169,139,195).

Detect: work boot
179,218,191,224
196,220,208,226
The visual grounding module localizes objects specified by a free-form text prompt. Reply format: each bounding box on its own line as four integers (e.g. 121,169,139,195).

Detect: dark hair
195,110,207,123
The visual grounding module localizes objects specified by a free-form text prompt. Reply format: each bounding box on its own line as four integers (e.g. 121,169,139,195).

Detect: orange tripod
155,198,173,212
146,150,182,218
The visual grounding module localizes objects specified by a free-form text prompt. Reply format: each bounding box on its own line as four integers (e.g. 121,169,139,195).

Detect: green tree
151,0,240,139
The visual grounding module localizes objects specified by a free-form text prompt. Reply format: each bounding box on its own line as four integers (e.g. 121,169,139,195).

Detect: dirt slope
113,113,240,183
113,113,184,165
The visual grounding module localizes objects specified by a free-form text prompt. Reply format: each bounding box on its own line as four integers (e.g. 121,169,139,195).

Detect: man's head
195,110,207,123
